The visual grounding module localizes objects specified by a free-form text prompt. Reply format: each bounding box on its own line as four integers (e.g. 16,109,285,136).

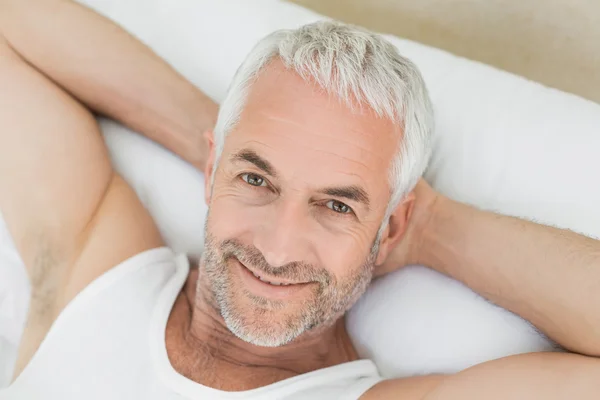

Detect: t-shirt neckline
148,254,379,399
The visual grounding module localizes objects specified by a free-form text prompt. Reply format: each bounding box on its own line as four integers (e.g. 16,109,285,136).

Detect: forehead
225,59,400,199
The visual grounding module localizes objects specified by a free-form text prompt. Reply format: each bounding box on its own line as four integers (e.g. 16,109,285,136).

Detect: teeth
252,271,291,286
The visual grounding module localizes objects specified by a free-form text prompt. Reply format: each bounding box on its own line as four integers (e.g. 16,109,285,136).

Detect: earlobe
203,131,216,205
374,224,391,266
374,192,416,266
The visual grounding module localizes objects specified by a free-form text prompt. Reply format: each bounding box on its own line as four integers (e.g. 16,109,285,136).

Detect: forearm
420,197,600,356
0,0,217,169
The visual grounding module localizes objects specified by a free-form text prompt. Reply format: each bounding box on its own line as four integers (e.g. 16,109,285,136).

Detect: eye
326,200,353,214
241,173,267,187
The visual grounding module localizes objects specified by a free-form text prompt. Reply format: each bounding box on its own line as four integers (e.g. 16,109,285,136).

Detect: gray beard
199,229,380,347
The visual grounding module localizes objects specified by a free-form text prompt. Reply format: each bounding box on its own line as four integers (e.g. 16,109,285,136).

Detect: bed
1,0,599,387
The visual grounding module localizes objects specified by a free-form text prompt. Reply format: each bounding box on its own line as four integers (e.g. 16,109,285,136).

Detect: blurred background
290,0,600,104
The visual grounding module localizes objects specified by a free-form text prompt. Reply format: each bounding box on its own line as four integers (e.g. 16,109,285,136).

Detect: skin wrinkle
224,149,375,220
306,147,376,173
225,138,384,198
230,147,372,209
260,112,394,155
257,154,371,208
167,59,412,391
247,114,391,168
237,135,380,175
268,177,371,239
232,162,372,233
184,264,354,375
250,68,398,154
199,195,372,341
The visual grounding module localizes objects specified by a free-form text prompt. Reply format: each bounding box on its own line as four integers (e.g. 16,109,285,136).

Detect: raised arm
374,181,600,398
394,180,600,357
0,0,217,169
0,0,217,377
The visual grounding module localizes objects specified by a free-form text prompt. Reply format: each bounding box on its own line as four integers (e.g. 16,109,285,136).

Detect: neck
165,264,359,391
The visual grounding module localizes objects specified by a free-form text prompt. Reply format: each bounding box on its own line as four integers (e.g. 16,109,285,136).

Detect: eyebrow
230,148,370,209
230,149,277,177
319,185,370,209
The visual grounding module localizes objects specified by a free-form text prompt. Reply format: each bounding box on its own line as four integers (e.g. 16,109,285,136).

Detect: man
0,0,599,399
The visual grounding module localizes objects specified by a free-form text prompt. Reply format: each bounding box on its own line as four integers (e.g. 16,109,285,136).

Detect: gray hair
213,21,434,221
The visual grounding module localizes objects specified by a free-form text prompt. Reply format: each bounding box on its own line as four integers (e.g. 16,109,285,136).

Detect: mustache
220,239,332,286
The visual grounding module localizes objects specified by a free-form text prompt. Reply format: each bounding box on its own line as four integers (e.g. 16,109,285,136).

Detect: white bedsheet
2,0,599,387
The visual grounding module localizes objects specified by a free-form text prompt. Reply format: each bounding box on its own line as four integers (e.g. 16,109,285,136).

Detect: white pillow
2,0,600,383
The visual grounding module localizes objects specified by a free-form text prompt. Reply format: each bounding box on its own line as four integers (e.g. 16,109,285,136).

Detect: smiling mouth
236,258,306,287
249,270,293,286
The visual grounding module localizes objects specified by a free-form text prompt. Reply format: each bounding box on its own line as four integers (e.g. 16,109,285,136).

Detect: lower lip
235,259,313,301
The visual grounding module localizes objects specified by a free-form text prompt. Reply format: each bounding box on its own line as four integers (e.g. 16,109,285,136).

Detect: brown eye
241,173,266,187
326,200,352,214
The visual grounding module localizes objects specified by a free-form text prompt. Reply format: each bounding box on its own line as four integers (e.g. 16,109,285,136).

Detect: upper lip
237,258,307,286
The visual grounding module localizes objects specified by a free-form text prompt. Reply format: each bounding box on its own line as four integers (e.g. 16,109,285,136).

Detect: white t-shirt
0,248,382,399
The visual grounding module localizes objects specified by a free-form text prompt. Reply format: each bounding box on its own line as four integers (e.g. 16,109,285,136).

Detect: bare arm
0,0,217,375
363,352,600,399
377,179,600,397
1,0,218,170
417,189,600,356
425,352,600,399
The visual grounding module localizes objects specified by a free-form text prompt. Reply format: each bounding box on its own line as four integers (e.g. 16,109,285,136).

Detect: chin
219,293,320,347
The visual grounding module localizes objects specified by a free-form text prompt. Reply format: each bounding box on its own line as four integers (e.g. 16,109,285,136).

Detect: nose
253,198,312,268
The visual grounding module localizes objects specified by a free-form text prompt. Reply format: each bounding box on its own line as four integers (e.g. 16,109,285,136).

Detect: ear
203,130,217,205
374,191,416,267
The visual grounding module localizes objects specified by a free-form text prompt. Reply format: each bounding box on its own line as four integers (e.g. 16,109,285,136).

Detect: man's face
201,60,400,347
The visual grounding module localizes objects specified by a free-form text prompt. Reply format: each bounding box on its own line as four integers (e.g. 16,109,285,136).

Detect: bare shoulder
363,352,600,400
59,173,164,306
0,3,165,379
13,174,164,378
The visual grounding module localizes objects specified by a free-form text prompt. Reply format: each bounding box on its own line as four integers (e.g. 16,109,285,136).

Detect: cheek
208,177,379,275
206,185,268,239
317,228,374,280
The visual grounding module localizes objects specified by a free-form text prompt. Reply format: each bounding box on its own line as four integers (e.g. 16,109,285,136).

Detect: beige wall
290,0,600,104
